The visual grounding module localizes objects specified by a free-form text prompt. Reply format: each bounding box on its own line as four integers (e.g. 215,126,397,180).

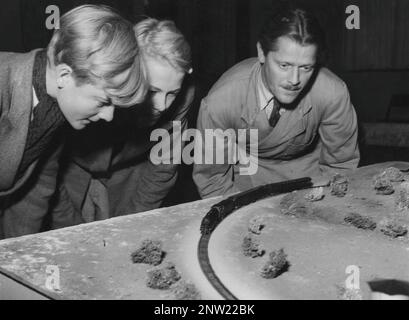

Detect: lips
80,119,91,125
282,86,301,92
87,116,100,122
282,88,301,96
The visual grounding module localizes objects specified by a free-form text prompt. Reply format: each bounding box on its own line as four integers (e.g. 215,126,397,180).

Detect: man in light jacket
193,5,359,198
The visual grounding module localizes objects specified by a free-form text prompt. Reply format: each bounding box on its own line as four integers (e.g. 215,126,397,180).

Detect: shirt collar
257,67,274,110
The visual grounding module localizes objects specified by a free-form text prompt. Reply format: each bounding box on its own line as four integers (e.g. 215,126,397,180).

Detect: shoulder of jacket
313,67,348,95
0,50,39,68
208,58,258,95
204,58,258,112
308,67,350,107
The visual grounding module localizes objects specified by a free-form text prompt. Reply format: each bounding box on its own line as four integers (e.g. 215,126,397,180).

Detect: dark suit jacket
0,50,64,238
0,50,39,194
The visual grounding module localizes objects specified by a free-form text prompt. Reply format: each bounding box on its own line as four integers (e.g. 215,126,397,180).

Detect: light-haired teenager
50,18,194,226
0,5,147,238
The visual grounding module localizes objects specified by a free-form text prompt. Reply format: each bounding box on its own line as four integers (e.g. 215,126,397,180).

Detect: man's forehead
271,37,317,62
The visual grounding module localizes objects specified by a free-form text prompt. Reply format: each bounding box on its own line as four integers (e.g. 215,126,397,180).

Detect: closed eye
96,97,112,109
168,91,179,97
301,66,314,72
279,63,290,69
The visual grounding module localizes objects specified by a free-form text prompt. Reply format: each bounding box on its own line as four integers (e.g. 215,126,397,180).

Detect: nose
153,93,168,113
98,105,114,122
289,67,300,86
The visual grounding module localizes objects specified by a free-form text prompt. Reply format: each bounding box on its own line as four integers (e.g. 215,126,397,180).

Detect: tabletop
1,161,409,300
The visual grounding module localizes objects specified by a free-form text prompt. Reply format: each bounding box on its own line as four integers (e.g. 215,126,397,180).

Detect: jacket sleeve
192,98,242,199
125,86,195,213
126,119,186,213
1,138,63,238
48,165,87,229
318,81,360,174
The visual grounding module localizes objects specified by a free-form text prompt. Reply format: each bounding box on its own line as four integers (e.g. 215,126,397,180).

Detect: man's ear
55,64,74,89
256,42,266,64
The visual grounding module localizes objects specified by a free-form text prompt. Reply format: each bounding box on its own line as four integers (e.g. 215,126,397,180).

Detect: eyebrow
150,85,181,94
95,94,111,104
276,60,315,67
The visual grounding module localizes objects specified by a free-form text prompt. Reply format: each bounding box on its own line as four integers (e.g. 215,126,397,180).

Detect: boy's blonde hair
48,5,147,107
134,18,192,74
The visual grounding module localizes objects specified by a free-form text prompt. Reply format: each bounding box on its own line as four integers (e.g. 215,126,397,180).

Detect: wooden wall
0,0,145,52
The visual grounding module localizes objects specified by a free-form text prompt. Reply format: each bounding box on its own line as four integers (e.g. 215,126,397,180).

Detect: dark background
1,0,409,206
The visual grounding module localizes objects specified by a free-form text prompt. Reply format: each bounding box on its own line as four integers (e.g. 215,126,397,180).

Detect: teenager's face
54,65,114,130
257,36,317,105
143,55,185,120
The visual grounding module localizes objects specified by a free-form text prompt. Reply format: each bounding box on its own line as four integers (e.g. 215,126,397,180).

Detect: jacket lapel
269,100,313,145
0,50,38,192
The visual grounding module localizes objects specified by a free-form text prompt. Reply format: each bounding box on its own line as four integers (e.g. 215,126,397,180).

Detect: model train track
197,177,313,300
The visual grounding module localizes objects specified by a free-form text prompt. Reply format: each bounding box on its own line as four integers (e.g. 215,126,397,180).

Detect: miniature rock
305,187,325,202
131,239,164,266
280,191,314,217
330,174,349,197
395,182,409,211
146,262,181,289
379,219,408,238
248,216,265,235
284,200,314,218
280,191,301,213
260,248,289,279
344,212,377,230
372,173,394,195
170,280,201,300
382,167,405,182
242,234,264,258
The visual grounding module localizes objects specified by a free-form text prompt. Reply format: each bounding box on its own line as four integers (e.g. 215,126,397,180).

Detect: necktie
269,99,282,127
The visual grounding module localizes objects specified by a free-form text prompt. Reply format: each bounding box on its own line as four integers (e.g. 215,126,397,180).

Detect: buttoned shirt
257,69,286,121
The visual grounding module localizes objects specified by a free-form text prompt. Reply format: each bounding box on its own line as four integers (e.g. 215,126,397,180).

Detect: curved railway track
197,177,313,300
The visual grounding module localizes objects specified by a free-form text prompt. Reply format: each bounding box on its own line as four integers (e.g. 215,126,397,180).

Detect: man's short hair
134,18,192,74
47,4,147,107
258,4,327,65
